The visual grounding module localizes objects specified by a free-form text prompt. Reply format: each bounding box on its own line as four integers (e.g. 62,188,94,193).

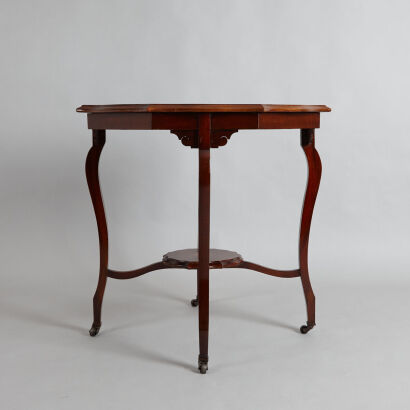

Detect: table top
76,104,331,113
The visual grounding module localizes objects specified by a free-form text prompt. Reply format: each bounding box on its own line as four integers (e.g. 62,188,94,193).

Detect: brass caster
89,325,101,337
300,322,315,334
198,357,208,374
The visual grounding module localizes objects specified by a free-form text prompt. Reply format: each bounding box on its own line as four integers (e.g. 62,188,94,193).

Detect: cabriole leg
86,129,108,337
299,129,322,334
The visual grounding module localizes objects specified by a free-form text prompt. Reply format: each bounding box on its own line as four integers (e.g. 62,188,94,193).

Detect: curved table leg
299,129,322,334
197,114,211,374
86,130,108,337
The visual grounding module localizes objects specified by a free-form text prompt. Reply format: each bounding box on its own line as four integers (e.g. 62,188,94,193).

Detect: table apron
87,112,320,130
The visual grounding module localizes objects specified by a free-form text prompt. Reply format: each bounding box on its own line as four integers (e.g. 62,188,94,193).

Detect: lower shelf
163,248,243,269
107,248,300,279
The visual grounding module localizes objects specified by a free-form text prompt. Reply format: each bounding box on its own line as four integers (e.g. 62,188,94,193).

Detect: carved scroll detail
171,129,238,148
171,130,198,148
211,130,238,147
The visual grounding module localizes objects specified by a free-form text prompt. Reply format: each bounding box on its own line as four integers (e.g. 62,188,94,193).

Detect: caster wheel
191,298,198,307
300,323,314,334
89,325,100,337
198,357,208,374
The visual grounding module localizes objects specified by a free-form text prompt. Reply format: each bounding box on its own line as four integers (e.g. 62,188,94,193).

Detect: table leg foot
198,356,208,374
89,324,101,337
300,322,315,334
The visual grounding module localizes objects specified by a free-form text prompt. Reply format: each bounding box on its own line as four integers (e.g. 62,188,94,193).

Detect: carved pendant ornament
170,129,238,148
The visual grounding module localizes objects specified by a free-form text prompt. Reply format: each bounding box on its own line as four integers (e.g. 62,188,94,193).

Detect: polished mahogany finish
83,112,322,131
163,249,243,269
78,104,330,373
77,104,330,113
85,130,108,337
299,129,322,333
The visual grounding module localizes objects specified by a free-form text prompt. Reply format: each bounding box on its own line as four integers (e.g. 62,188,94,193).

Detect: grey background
1,0,410,409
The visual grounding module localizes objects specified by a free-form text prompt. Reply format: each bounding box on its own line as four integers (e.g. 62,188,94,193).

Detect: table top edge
76,104,331,113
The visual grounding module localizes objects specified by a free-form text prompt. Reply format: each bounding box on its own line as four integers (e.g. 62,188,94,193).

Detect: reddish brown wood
299,129,322,333
212,113,258,129
87,113,152,130
258,112,320,129
85,130,108,337
170,129,238,148
170,130,197,147
79,104,330,372
163,249,242,269
77,104,330,113
87,112,199,130
235,261,300,278
107,261,169,279
162,250,299,278
86,111,322,131
211,130,238,147
197,113,211,373
151,113,198,129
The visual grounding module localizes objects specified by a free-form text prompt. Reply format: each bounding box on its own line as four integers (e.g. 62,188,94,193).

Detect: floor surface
2,269,409,410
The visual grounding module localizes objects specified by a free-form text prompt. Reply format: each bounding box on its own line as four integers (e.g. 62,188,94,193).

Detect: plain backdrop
1,1,410,409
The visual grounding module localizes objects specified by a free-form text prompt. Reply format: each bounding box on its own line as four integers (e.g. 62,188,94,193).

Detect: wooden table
77,104,330,374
